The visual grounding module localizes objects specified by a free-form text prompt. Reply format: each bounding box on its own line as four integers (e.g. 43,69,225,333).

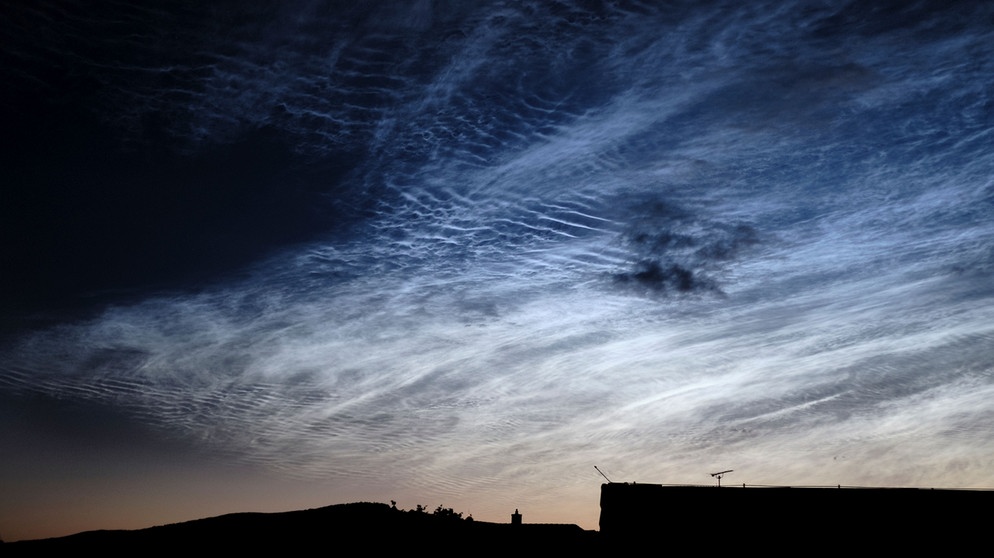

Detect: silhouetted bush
432,505,463,520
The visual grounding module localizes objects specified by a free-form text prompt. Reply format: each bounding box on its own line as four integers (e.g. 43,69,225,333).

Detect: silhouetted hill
4,502,597,553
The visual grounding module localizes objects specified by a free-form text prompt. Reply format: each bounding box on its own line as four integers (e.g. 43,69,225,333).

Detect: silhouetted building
511,509,522,526
599,482,992,553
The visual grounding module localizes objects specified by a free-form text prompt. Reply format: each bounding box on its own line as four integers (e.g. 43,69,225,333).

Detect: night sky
3,0,994,542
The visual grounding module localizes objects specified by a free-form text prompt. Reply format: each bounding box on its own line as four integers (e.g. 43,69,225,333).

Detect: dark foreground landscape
6,483,992,554
4,501,597,553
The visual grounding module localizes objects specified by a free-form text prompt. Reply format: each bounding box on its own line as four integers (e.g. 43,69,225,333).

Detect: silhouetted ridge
5,502,595,553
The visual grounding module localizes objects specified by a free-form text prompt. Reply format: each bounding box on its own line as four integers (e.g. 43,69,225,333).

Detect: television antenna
594,466,613,483
710,469,733,487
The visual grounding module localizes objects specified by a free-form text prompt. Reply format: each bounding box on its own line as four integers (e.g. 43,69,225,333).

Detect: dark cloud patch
611,195,760,295
614,260,717,294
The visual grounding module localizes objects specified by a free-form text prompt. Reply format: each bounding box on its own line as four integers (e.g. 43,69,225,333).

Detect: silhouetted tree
432,505,463,520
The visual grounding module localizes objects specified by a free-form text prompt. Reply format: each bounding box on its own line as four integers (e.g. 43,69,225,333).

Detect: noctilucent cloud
2,0,993,541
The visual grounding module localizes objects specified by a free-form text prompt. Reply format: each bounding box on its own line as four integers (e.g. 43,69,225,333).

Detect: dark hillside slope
5,502,596,553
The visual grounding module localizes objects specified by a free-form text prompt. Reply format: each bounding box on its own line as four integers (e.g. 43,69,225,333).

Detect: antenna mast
710,469,733,487
594,466,613,483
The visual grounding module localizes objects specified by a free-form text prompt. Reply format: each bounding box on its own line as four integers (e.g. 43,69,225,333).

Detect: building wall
598,483,990,552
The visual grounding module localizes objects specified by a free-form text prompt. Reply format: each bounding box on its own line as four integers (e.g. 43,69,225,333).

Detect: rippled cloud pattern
2,0,993,536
